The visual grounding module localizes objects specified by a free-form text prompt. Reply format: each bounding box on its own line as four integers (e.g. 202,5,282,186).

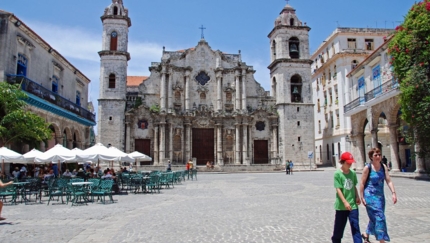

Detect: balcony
344,79,400,116
6,75,96,126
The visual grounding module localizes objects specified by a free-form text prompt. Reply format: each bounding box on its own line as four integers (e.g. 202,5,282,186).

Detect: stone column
39,141,46,152
388,124,400,172
285,39,290,59
235,122,241,164
271,124,278,164
216,71,223,111
185,122,191,161
167,70,173,113
180,128,184,164
415,141,426,173
241,69,247,112
242,121,248,165
67,140,73,149
169,123,173,161
371,129,378,149
56,136,63,145
185,70,191,111
354,133,366,170
125,122,131,153
160,66,167,111
235,70,241,111
154,126,159,165
159,123,165,165
248,124,253,165
217,124,223,165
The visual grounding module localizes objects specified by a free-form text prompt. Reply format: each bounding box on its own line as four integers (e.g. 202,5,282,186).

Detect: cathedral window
108,74,116,88
290,74,302,102
110,31,118,51
289,37,300,59
52,76,59,93
272,77,277,98
113,6,118,15
290,18,295,26
297,121,300,126
195,71,210,85
271,40,276,59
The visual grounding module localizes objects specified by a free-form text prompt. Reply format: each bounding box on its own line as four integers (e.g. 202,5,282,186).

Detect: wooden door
192,128,214,165
254,140,268,164
135,139,151,165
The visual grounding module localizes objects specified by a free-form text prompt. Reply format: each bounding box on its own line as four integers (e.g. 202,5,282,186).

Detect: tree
0,82,52,148
389,0,430,159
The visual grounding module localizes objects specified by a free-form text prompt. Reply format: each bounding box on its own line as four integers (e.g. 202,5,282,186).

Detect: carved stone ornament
194,117,212,128
138,119,149,130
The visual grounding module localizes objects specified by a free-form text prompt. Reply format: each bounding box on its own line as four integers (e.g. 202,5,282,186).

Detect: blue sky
1,0,416,111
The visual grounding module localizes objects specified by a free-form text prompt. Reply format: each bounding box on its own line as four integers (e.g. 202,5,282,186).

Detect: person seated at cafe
33,166,40,178
43,170,55,183
38,168,45,179
101,170,115,180
122,167,129,173
20,165,28,178
12,167,20,179
76,168,86,178
72,169,78,176
110,168,117,177
63,169,73,177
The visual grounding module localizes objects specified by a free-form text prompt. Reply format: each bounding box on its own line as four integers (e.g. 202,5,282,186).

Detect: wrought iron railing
6,74,95,123
344,79,400,113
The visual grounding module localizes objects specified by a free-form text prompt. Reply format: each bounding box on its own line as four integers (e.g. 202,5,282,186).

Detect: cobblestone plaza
1,170,429,243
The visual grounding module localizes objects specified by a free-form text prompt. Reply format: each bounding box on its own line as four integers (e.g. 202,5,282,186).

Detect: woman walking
360,148,397,243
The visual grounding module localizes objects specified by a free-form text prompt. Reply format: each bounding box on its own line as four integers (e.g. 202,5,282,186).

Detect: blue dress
364,166,390,241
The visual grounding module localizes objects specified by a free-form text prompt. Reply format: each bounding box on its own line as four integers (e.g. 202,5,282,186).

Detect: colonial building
311,28,391,167
98,1,315,167
0,10,96,153
345,37,428,173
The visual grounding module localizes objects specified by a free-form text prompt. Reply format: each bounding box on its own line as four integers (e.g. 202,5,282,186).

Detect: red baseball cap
340,152,355,164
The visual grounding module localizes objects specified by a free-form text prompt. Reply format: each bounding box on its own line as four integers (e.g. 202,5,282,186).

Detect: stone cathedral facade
98,1,315,168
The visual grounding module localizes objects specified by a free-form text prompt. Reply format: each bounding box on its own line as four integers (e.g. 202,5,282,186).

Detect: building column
354,133,366,170
371,129,378,149
169,123,173,161
235,70,241,111
160,66,167,111
159,123,165,165
153,126,159,165
248,124,253,165
39,141,46,152
235,123,241,164
56,136,63,145
167,70,173,113
241,69,247,112
185,122,191,161
388,124,400,172
217,124,223,165
271,124,278,164
415,141,426,173
67,140,73,149
185,70,191,111
242,121,248,165
125,122,131,153
216,71,223,111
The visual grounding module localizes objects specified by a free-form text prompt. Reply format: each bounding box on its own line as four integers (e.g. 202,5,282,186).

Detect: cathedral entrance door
192,128,214,165
254,140,269,164
135,139,151,165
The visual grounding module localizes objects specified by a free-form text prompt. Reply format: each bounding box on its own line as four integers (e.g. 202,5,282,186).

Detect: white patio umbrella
23,148,44,164
108,147,134,163
35,144,76,175
78,143,119,163
128,151,152,166
0,147,24,175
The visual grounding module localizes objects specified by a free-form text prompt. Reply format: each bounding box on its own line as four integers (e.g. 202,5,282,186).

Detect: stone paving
0,170,429,243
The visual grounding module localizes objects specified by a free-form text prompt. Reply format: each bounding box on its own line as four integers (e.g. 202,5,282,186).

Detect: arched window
110,31,118,51
289,37,300,59
271,40,277,59
63,130,68,148
113,6,118,15
76,91,81,106
52,76,59,93
290,18,295,26
73,133,78,148
108,74,116,88
17,53,28,76
291,74,302,102
272,77,277,98
326,144,330,160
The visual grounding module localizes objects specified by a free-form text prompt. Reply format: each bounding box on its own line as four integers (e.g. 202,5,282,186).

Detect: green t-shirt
334,169,358,211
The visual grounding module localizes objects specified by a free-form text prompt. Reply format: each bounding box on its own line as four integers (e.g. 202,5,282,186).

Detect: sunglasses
373,154,381,157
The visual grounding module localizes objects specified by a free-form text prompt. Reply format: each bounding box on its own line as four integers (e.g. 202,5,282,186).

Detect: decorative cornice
268,25,311,38
268,58,313,69
101,15,131,27
98,50,131,61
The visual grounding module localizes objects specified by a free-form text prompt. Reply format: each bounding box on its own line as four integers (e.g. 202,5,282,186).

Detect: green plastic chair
0,184,17,205
90,180,114,204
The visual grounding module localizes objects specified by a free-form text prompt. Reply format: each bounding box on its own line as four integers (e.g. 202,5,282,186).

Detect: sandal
361,233,371,243
0,217,6,221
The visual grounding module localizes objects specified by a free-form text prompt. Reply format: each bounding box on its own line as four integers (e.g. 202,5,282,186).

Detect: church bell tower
97,0,131,150
268,3,315,166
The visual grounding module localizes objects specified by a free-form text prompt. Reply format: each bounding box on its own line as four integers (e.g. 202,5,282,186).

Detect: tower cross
285,0,290,4
199,25,206,39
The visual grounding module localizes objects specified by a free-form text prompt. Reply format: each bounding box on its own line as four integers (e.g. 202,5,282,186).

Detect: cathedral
97,0,315,168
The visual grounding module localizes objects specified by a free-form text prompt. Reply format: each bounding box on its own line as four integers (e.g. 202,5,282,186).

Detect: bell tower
268,3,315,166
97,0,131,150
